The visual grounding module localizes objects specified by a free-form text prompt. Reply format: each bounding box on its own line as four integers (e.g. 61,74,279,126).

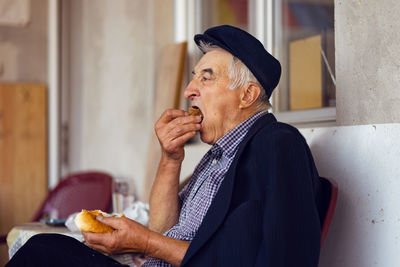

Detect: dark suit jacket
181,113,322,267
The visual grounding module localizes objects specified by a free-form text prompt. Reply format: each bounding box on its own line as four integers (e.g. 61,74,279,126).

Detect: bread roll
188,107,203,118
75,210,123,233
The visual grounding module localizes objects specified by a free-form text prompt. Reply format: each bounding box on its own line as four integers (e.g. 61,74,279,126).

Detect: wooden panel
0,83,47,238
141,42,187,201
289,35,322,110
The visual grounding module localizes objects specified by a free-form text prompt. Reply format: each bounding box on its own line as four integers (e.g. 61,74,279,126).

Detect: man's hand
155,109,201,162
82,216,150,255
83,216,190,266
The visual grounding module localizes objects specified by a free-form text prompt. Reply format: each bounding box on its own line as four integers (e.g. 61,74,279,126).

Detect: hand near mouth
155,109,202,162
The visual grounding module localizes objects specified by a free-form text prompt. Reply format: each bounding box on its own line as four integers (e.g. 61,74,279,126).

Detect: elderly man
6,25,322,267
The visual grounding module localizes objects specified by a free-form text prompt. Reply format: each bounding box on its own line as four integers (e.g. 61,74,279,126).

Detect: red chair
319,177,338,248
31,171,113,221
0,171,113,243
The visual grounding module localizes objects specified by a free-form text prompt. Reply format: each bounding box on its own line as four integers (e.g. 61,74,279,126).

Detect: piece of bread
74,209,123,233
188,107,203,118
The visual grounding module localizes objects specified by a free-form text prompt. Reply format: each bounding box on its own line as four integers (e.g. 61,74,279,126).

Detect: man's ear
239,83,261,109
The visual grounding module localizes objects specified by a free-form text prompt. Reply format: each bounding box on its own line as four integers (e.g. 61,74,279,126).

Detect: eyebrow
192,68,214,76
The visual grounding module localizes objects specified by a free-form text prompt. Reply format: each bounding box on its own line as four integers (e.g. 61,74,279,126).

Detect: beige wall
336,0,400,125
0,0,48,82
67,0,174,199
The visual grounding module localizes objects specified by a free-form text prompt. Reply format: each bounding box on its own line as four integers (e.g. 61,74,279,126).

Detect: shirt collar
213,110,268,158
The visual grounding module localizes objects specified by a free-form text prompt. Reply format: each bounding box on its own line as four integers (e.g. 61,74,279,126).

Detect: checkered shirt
142,111,268,267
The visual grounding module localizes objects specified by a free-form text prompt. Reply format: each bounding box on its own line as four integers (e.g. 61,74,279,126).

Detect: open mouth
188,106,204,122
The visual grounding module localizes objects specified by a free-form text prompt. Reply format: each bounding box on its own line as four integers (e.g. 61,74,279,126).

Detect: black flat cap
194,25,281,98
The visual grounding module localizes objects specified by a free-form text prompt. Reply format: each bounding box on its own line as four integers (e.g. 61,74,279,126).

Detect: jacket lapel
181,114,277,265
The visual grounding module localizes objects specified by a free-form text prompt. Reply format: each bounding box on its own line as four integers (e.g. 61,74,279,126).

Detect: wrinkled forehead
194,49,232,75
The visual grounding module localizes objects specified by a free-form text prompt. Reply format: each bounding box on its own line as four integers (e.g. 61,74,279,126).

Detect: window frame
271,0,336,125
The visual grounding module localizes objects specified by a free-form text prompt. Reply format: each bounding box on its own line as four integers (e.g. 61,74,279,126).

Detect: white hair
198,41,271,110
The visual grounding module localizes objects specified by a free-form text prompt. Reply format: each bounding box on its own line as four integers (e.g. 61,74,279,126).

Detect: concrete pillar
335,0,400,125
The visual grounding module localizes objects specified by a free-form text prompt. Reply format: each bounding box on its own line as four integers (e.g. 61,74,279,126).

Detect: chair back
31,171,113,221
319,177,338,248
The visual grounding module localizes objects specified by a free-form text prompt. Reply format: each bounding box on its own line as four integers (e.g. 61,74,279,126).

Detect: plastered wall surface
0,0,47,82
68,0,173,199
335,0,400,125
300,125,400,266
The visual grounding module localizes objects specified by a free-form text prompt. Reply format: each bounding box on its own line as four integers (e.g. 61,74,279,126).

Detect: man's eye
201,76,211,82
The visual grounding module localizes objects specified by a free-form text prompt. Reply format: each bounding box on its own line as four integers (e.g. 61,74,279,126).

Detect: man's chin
199,131,215,145
199,131,208,144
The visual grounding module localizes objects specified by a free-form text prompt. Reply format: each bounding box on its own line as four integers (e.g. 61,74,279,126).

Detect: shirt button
212,159,217,165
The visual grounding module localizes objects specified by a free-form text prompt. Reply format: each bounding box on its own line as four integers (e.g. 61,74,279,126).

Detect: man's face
184,49,242,145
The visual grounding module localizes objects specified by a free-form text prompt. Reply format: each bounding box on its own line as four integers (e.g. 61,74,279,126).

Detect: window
273,0,336,124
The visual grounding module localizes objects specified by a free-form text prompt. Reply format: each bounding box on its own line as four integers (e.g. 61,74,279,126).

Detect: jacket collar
181,113,277,266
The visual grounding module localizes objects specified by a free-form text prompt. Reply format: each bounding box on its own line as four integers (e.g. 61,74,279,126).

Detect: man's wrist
144,230,158,257
143,228,152,255
160,154,183,169
144,231,189,266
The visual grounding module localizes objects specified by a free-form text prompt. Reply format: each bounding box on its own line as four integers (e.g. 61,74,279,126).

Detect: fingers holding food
83,216,151,255
156,109,198,140
75,210,124,233
154,109,203,162
157,111,200,130
156,109,187,125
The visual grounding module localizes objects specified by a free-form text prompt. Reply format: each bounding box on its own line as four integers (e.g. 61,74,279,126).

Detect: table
7,222,83,258
7,222,147,266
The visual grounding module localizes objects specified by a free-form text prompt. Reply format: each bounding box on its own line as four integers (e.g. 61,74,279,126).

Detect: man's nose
184,80,200,100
